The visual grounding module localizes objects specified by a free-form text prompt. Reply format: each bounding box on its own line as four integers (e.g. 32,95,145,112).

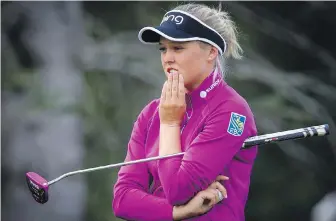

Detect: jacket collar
186,68,225,108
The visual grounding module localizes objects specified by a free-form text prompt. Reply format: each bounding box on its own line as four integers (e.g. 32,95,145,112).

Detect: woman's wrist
160,121,181,128
173,205,193,221
159,123,182,156
172,206,183,221
160,123,181,132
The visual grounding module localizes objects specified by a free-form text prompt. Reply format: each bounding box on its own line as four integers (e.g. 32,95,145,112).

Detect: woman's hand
172,175,229,220
159,72,186,126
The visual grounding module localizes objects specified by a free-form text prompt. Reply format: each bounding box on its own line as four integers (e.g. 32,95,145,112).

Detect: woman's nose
163,49,175,64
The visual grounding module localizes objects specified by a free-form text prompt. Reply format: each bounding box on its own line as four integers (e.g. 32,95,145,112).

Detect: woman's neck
186,67,216,92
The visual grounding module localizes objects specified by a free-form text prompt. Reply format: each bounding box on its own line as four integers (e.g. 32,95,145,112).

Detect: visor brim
138,26,196,44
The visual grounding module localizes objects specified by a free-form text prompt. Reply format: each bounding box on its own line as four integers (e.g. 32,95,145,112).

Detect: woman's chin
184,84,192,93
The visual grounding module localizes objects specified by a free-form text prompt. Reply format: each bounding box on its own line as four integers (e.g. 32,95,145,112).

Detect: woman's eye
159,46,183,52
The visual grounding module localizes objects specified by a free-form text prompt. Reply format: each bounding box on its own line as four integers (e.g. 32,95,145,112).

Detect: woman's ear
208,46,219,61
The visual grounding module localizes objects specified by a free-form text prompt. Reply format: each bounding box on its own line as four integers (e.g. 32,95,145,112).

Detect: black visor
138,10,227,55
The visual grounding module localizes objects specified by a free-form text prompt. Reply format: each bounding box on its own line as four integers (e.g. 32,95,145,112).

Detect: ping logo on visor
138,10,227,55
161,14,184,25
227,112,246,136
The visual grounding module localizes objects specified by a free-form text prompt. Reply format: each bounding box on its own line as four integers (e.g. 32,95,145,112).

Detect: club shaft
47,124,329,186
47,152,185,185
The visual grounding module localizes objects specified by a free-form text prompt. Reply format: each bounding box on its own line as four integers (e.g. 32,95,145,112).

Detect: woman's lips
167,68,178,74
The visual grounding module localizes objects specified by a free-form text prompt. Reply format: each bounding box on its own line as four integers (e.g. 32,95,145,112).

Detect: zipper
181,95,193,134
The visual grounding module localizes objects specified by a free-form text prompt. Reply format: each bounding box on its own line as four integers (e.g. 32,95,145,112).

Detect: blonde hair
171,3,243,77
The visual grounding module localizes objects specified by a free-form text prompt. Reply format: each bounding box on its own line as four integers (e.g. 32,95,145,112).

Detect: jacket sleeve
157,100,257,205
112,101,174,221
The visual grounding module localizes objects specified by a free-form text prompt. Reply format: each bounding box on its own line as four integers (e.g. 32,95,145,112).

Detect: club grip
242,124,329,149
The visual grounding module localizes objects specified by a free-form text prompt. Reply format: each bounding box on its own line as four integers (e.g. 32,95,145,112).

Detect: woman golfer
113,3,258,220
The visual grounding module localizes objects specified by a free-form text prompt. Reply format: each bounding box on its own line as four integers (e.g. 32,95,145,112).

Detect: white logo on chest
206,79,220,93
200,79,220,98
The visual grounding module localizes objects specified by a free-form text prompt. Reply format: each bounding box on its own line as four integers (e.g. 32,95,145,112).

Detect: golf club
26,124,330,204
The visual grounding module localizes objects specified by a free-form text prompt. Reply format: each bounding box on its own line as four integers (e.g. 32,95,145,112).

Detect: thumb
216,175,229,181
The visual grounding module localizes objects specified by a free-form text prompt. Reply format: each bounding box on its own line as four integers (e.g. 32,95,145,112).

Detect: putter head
26,172,49,204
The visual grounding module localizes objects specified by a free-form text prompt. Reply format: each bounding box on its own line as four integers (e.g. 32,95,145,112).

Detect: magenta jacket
113,69,258,221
